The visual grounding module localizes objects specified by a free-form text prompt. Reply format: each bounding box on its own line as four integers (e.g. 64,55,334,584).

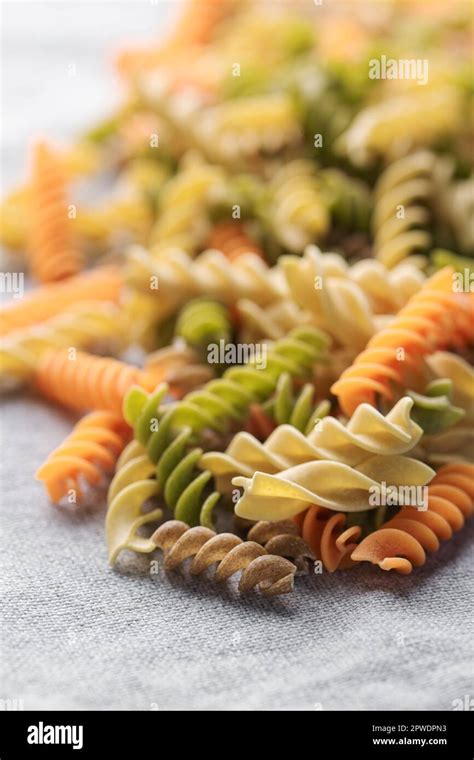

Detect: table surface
1,1,473,711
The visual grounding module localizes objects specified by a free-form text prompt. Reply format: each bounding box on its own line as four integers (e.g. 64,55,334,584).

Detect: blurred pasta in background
1,0,473,597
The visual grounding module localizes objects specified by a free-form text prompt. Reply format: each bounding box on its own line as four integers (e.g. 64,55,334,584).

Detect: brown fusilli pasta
152,520,297,596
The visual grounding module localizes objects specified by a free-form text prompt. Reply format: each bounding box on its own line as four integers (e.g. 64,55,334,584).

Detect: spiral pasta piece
265,161,329,251
0,266,122,337
106,327,329,563
349,258,426,314
426,352,474,422
351,463,474,573
233,452,434,523
0,141,101,252
373,151,435,269
175,298,232,354
167,326,329,435
34,349,165,414
207,221,264,262
237,298,307,343
195,94,302,165
246,519,315,570
250,373,331,436
125,245,285,328
36,411,131,505
149,156,228,257
238,250,426,344
294,507,363,572
28,141,82,282
203,396,425,494
331,267,474,416
408,379,465,435
342,87,462,166
281,245,386,350
0,302,126,393
151,520,297,597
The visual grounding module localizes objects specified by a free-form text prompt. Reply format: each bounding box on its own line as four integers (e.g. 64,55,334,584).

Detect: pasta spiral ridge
373,151,434,269
194,94,302,165
331,267,474,416
426,352,474,423
351,463,474,573
36,411,131,505
125,245,284,327
106,327,329,562
150,156,228,257
151,520,298,597
246,372,331,438
408,379,465,435
348,258,426,314
175,298,232,354
0,302,125,393
237,248,426,344
207,221,264,262
246,520,315,570
168,326,329,435
35,349,163,414
412,353,474,465
0,266,122,337
203,395,426,496
28,141,82,282
264,160,329,252
341,88,462,166
294,507,364,573
281,245,386,349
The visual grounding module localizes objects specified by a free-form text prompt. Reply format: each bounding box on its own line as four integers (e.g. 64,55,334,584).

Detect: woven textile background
1,1,473,711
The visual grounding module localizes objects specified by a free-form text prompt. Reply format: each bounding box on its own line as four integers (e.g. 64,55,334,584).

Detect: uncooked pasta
1,0,472,599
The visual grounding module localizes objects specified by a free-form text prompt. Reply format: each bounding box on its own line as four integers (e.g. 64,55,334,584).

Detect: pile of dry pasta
1,0,473,598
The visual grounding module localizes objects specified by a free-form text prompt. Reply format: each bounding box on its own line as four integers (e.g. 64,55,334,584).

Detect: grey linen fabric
1,397,473,710
1,1,473,711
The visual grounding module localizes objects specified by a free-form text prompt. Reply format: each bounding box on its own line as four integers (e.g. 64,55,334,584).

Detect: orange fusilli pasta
207,221,265,262
36,411,131,504
28,141,82,282
294,506,362,573
0,267,123,337
34,349,164,414
331,268,474,416
351,463,474,573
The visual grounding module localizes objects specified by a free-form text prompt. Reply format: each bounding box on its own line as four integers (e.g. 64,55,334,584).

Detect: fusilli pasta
373,151,434,269
351,463,474,573
331,267,474,416
0,266,122,336
34,349,163,414
151,520,297,597
28,141,82,282
0,302,125,393
36,411,131,505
